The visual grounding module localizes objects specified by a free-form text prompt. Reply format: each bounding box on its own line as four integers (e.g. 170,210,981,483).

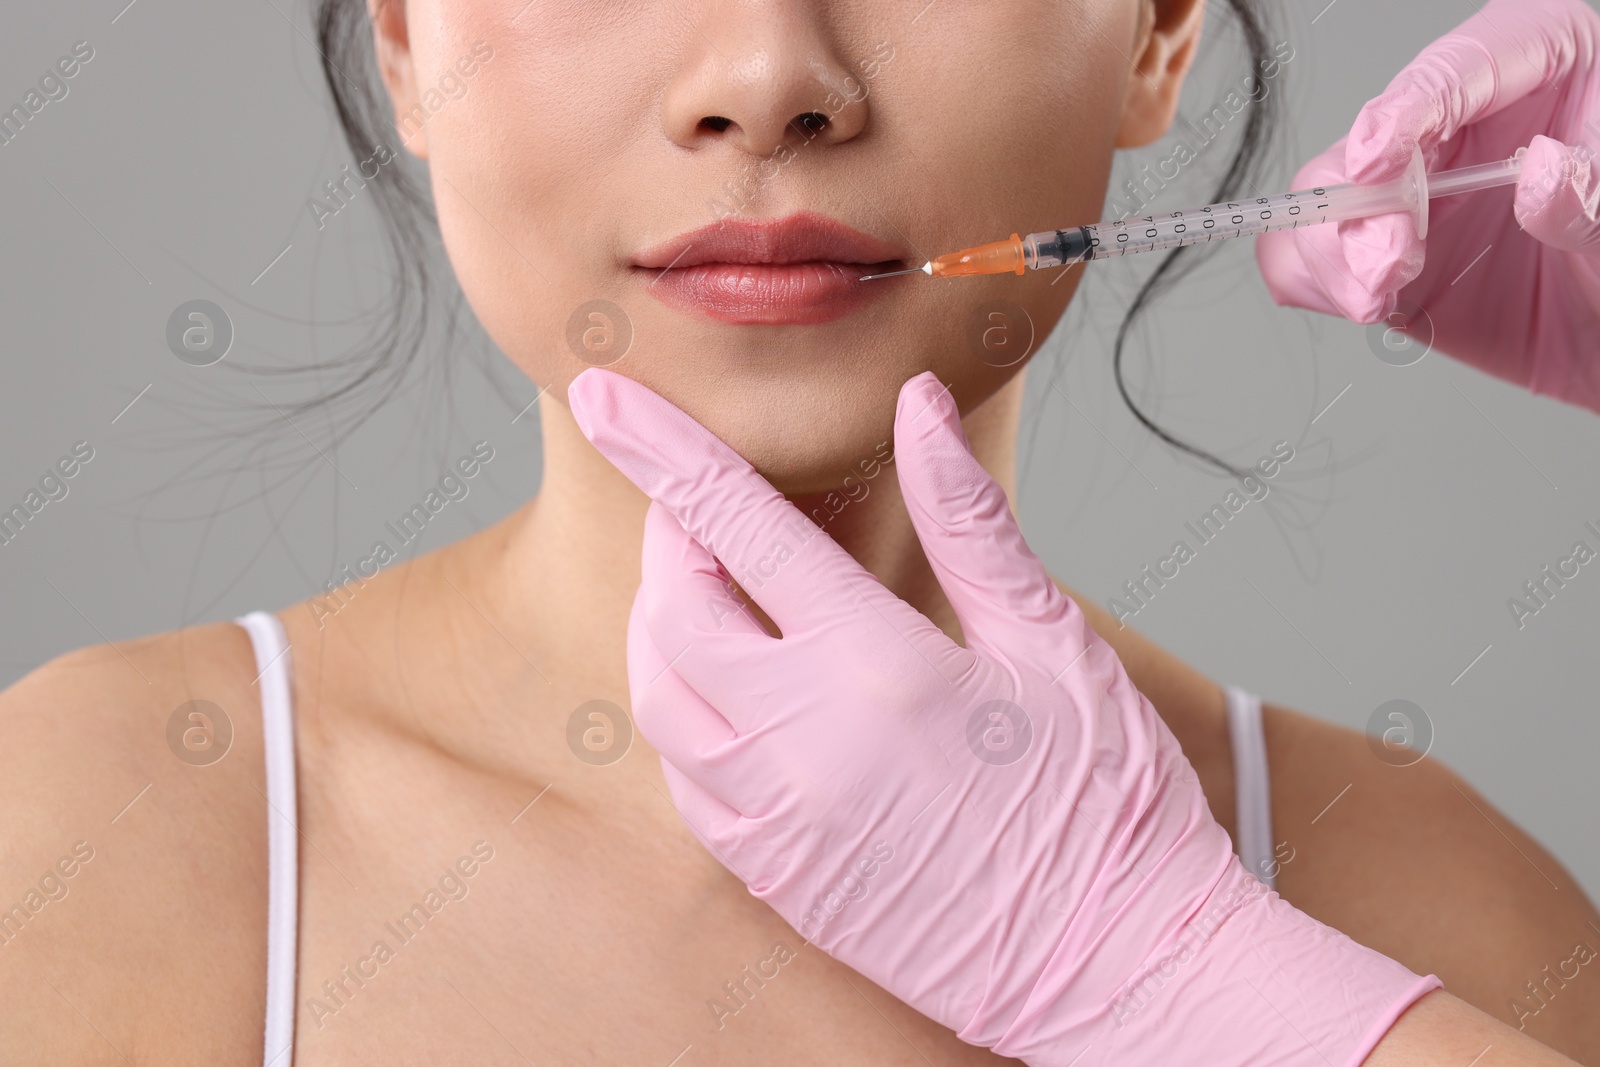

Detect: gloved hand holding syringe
860,145,1526,280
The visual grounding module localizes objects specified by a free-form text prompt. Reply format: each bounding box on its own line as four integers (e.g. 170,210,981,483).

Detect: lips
631,211,910,326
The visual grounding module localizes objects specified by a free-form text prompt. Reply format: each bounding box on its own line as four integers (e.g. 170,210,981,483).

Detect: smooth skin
2,0,1598,1064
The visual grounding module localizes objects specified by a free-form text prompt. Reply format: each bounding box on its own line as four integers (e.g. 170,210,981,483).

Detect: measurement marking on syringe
860,154,1522,281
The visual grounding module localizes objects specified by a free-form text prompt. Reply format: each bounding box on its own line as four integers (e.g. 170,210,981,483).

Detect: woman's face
379,0,1189,492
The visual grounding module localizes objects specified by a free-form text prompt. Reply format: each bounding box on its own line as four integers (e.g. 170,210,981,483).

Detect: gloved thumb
892,372,1080,659
1515,134,1600,255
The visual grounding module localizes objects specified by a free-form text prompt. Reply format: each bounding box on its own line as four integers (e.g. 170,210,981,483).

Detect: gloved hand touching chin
1257,0,1600,413
566,367,1441,1066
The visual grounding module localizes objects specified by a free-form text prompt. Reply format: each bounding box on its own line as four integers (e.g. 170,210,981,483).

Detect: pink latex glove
567,366,1440,1066
1257,0,1600,413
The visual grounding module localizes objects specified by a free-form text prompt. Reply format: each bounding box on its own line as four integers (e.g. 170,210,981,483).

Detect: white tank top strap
1222,684,1277,891
233,610,298,1067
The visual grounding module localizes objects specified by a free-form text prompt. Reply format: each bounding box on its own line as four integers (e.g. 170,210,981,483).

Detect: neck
473,370,1028,680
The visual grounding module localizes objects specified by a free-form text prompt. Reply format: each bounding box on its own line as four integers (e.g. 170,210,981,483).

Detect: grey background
3,0,1596,902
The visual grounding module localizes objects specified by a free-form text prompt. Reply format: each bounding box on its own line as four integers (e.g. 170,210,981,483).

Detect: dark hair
310,0,1280,478
1102,0,1281,479
1020,0,1283,481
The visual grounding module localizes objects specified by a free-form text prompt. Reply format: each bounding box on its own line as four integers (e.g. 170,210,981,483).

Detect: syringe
859,146,1525,281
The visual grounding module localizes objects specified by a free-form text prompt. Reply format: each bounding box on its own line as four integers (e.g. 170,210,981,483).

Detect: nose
661,4,870,158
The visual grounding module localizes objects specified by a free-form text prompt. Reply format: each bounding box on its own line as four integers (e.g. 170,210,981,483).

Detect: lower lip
635,261,902,325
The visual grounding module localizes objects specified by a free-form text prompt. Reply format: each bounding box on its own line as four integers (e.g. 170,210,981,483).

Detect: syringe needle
858,263,932,281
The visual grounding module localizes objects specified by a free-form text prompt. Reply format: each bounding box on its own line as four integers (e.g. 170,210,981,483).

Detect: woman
2,0,1597,1063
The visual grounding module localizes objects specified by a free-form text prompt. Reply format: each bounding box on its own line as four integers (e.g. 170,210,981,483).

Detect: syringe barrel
1050,180,1409,262
1312,177,1421,224
982,153,1523,277
1038,149,1524,264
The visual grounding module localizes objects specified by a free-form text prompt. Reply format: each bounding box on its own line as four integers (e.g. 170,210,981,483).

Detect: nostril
794,111,829,134
699,115,733,133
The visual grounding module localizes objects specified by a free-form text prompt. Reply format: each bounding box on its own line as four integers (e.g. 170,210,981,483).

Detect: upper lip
631,211,908,270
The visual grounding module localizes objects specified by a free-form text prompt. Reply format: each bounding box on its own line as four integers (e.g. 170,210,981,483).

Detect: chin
642,360,914,496
616,339,1029,497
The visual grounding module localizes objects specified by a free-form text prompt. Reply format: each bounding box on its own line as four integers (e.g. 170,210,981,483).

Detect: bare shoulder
1053,576,1599,1061
0,619,270,1063
1262,703,1600,1064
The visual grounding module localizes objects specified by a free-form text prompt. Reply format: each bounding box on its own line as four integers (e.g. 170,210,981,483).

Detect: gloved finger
637,500,791,729
628,509,781,778
1256,137,1417,323
1256,142,1346,317
1515,134,1600,254
1258,213,1416,325
892,372,1081,662
1256,227,1341,318
1316,211,1425,324
638,495,970,720
568,367,945,649
656,755,748,874
1344,0,1600,184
